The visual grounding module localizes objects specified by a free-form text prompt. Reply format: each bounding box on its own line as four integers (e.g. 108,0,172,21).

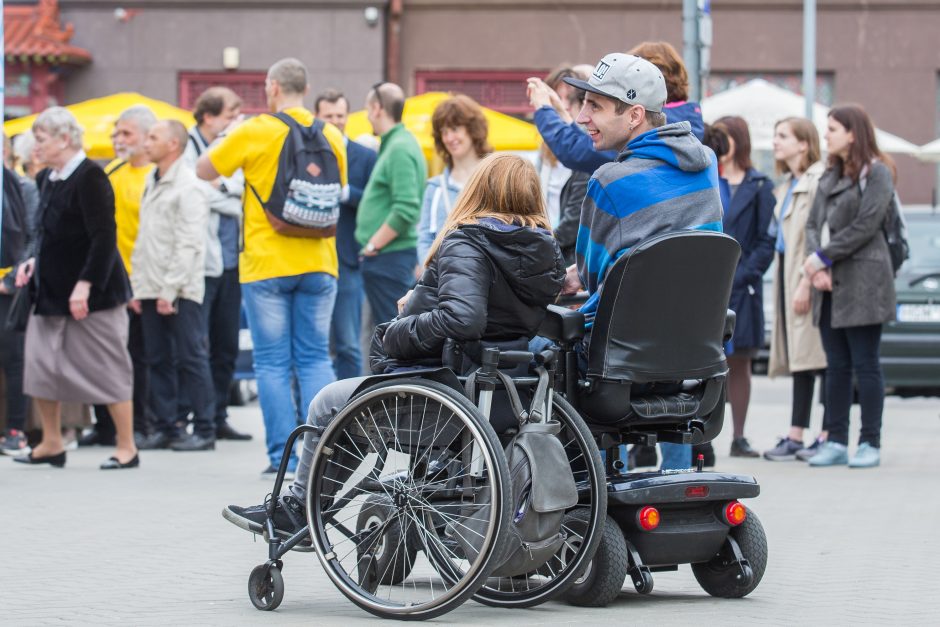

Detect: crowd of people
0,43,898,476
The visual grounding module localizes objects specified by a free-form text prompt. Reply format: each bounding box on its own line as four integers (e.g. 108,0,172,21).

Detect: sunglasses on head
372,82,386,111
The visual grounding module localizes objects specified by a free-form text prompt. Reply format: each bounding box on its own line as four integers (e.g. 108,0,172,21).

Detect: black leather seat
556,231,740,445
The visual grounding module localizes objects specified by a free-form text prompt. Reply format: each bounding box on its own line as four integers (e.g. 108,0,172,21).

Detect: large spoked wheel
692,507,768,598
306,379,512,621
441,395,608,608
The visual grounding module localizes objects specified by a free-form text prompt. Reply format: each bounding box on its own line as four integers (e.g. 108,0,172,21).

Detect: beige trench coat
768,161,828,377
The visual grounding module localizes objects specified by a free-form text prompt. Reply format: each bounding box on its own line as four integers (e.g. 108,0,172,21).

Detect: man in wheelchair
549,53,724,470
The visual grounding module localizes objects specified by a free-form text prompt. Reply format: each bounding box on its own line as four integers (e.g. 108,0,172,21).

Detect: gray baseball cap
563,53,667,113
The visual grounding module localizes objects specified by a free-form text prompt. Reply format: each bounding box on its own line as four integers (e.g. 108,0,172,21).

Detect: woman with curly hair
416,94,491,263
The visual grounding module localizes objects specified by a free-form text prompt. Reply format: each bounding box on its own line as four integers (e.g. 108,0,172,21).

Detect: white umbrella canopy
701,79,919,155
916,137,940,163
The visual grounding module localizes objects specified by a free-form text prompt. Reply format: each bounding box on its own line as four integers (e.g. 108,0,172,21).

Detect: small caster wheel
632,568,654,594
248,563,284,611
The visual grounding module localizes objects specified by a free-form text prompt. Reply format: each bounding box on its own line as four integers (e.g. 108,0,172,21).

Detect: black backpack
249,113,341,238
882,193,909,276
860,171,909,276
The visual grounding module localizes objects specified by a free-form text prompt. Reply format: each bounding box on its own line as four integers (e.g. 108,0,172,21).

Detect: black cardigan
33,159,130,316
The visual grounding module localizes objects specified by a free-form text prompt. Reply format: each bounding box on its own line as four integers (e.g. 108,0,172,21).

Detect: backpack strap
105,160,128,177
188,133,203,156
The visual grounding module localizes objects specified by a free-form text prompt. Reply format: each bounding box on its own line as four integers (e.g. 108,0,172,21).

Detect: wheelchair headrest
587,230,741,382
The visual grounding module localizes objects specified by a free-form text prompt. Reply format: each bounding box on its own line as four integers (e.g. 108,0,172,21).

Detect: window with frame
179,72,268,115
415,70,547,115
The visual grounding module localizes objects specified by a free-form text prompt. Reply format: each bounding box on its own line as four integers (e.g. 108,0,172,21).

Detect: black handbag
5,284,32,332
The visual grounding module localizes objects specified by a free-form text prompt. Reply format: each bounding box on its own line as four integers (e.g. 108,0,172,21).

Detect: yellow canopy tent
3,93,195,160
345,92,541,174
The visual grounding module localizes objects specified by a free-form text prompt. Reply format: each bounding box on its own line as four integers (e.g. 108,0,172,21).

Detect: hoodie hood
456,219,565,306
620,121,715,174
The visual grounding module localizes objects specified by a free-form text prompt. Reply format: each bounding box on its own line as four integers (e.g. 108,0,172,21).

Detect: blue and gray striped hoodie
576,121,724,324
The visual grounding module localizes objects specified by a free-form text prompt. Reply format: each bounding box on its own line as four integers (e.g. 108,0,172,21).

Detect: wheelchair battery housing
605,470,759,567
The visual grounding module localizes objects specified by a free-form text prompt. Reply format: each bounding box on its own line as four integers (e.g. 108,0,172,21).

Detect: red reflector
686,485,709,498
724,501,747,526
637,506,660,531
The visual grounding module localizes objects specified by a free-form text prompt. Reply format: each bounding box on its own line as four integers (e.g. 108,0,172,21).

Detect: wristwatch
365,242,379,254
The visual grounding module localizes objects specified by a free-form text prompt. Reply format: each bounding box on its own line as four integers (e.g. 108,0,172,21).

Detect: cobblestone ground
2,376,938,626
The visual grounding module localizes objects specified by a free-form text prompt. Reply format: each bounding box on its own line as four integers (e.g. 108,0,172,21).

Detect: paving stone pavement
2,376,938,626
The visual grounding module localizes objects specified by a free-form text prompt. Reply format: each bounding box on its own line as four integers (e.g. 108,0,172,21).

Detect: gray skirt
23,305,133,405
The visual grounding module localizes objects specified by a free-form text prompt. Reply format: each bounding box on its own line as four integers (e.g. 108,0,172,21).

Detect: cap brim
562,76,620,102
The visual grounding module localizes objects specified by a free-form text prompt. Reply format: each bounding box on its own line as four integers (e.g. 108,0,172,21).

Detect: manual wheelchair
241,231,768,620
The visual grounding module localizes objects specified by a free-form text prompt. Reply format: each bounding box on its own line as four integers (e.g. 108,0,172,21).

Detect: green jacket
355,124,427,253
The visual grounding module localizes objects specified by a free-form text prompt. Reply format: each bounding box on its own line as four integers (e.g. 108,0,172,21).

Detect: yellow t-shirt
106,159,154,275
208,108,348,283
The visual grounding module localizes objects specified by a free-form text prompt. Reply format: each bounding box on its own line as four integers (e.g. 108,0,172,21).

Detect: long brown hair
827,104,896,183
629,41,689,102
431,94,492,169
774,117,821,176
424,154,551,266
714,115,753,171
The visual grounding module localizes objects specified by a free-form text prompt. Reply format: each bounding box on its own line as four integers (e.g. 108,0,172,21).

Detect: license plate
897,304,940,323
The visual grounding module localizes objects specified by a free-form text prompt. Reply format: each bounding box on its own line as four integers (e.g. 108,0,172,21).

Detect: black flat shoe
216,422,253,441
100,454,140,470
171,433,216,452
13,451,67,468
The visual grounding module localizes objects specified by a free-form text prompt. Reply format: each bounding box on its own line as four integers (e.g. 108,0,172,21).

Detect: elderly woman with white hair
13,106,139,470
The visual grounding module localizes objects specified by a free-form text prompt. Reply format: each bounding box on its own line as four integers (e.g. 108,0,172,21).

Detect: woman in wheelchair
223,153,565,541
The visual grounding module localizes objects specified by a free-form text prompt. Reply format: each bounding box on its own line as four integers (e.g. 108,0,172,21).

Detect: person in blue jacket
713,115,777,458
315,90,378,380
531,40,705,176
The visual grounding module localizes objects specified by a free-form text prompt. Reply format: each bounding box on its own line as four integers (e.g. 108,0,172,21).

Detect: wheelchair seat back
579,231,741,441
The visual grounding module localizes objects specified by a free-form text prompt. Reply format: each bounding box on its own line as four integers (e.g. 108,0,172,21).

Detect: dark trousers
331,262,364,379
791,369,828,430
0,294,27,431
819,293,884,448
140,298,215,438
361,249,417,327
93,310,149,437
204,269,241,424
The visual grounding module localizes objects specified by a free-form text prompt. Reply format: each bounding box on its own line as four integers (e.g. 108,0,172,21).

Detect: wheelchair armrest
538,304,586,344
723,309,736,343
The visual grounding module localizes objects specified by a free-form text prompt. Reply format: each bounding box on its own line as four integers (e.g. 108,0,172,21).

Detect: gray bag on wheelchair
450,420,578,578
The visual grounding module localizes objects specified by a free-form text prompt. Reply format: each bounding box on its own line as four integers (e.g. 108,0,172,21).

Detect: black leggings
791,369,827,430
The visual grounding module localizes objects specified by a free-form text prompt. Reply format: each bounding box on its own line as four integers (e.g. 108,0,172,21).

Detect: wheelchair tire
355,494,417,586
563,510,629,607
248,564,284,611
471,395,608,608
306,379,512,621
692,507,768,598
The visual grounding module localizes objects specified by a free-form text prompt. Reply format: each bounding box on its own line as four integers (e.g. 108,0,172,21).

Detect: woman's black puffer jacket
383,218,565,361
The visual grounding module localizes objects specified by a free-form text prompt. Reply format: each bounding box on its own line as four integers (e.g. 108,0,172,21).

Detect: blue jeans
361,249,417,326
331,262,364,380
660,443,692,470
242,272,337,470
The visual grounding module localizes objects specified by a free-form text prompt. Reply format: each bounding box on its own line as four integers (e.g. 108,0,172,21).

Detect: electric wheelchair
240,231,768,619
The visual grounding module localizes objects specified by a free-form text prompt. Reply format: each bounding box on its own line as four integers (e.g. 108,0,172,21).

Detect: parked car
753,208,940,397
881,209,940,396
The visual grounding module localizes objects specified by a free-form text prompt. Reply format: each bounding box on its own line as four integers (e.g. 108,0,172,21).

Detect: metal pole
1,0,5,263
802,0,816,119
683,0,700,102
